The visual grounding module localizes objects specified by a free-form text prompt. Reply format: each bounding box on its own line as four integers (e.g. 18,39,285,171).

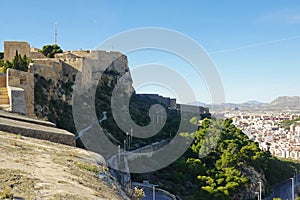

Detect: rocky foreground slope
0,131,129,200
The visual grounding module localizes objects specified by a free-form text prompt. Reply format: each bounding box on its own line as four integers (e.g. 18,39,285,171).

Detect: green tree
0,52,4,68
39,44,63,58
0,60,3,68
133,118,300,199
2,50,31,73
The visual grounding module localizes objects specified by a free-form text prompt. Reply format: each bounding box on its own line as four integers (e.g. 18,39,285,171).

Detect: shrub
0,186,14,199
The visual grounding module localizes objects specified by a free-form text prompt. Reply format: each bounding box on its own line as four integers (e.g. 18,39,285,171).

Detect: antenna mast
54,22,58,44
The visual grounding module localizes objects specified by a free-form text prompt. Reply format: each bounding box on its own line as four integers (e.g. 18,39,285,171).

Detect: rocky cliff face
33,51,134,139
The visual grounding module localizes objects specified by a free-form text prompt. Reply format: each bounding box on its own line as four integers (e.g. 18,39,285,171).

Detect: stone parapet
0,110,55,127
0,116,75,146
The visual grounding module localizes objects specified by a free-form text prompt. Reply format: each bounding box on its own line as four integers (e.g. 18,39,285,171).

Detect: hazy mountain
189,97,300,111
188,100,267,111
270,96,300,106
269,96,300,110
244,100,266,105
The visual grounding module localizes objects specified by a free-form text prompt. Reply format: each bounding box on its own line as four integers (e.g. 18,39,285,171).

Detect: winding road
75,111,107,140
264,174,300,200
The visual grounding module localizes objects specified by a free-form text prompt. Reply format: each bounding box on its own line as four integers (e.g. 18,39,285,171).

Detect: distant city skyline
1,1,300,103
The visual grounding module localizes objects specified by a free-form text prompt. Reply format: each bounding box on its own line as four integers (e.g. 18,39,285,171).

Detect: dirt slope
0,131,129,200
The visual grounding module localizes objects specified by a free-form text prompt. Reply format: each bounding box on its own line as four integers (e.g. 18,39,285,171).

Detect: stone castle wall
55,52,83,71
32,60,62,80
61,62,79,82
64,58,83,72
7,68,34,117
4,41,31,61
70,50,93,58
4,41,46,62
2,41,134,147
4,42,133,118
33,59,61,69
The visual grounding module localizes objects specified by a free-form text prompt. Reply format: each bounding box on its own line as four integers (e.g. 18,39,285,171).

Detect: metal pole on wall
152,184,158,200
153,185,155,200
118,145,120,162
255,192,259,200
295,169,297,185
258,181,262,200
291,178,295,200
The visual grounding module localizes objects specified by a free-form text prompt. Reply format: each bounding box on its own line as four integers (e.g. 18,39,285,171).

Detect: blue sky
1,1,300,103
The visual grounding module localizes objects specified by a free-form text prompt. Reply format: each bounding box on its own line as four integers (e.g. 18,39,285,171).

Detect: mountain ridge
189,96,300,111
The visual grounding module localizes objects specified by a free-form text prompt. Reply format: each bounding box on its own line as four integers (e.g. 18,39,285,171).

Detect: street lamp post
291,177,295,200
255,192,259,200
295,169,298,185
152,184,159,200
126,132,129,149
258,181,262,200
118,145,121,162
124,139,126,152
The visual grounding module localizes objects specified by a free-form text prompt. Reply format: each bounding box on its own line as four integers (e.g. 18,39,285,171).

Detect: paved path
142,188,172,200
264,174,300,200
76,111,107,140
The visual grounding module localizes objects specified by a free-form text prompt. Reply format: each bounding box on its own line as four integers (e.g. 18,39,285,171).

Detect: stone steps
0,104,10,111
0,87,9,105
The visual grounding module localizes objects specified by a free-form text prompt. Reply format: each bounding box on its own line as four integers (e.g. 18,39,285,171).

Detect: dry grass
0,131,129,200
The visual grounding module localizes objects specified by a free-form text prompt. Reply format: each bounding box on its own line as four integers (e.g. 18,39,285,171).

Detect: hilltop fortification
3,41,133,120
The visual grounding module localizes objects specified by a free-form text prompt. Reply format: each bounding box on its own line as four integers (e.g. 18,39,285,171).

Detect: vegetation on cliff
133,118,300,200
34,74,75,133
34,63,184,149
30,46,300,199
0,52,3,69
